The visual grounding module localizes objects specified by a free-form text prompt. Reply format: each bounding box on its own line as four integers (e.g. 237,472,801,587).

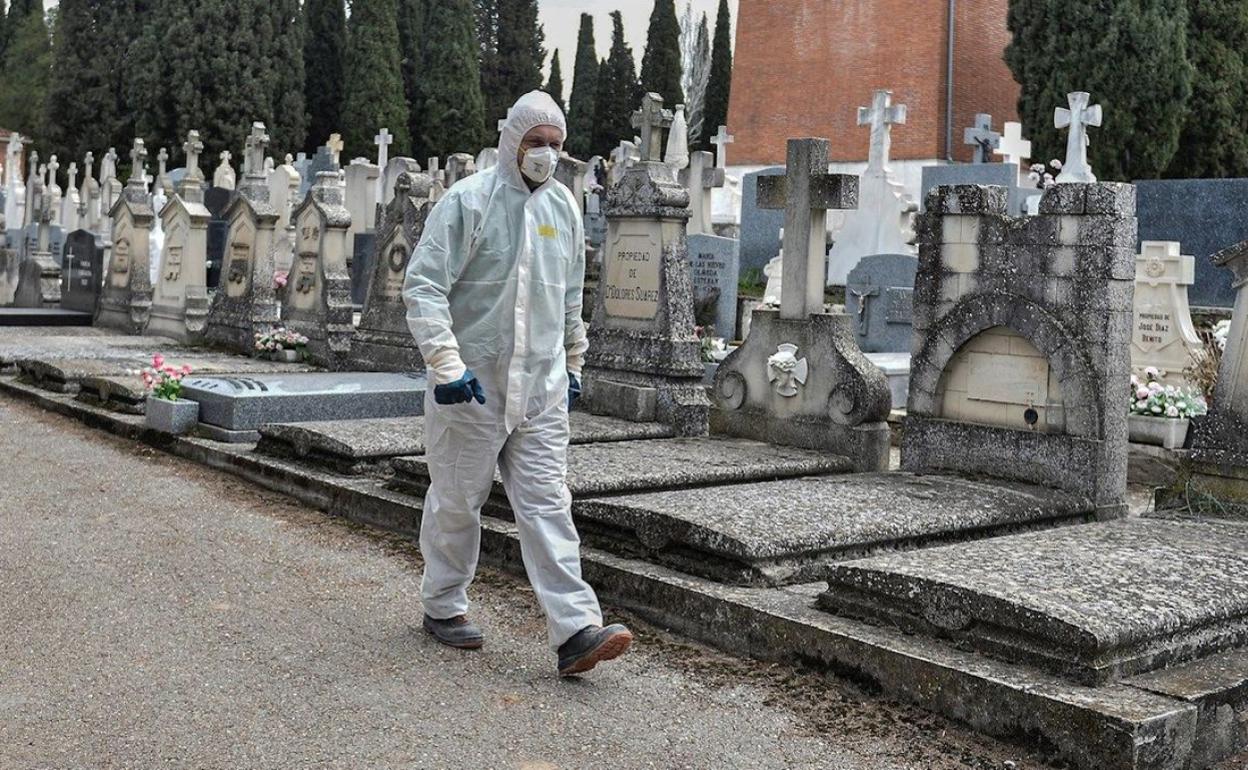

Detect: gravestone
3,133,24,238
282,171,353,368
584,188,607,251
14,176,63,308
905,181,1136,511
555,154,587,207
845,253,918,353
737,166,786,273
711,137,891,472
60,162,81,232
350,233,376,306
381,156,420,206
826,89,917,286
305,145,338,194
94,139,153,333
343,159,379,250
20,221,65,265
445,153,475,187
204,123,280,354
0,245,17,305
1054,91,1101,184
686,232,739,339
678,150,723,236
348,164,435,372
99,147,120,214
180,371,427,442
79,151,104,237
1131,241,1201,386
213,150,236,190
582,92,709,436
147,130,211,343
962,113,1001,163
268,156,301,274
203,186,233,288
59,229,106,314
373,128,393,201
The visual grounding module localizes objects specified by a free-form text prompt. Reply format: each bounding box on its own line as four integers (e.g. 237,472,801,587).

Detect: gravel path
0,396,1231,770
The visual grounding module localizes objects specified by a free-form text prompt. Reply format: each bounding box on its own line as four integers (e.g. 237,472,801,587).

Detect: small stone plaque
966,353,1049,405
602,224,662,320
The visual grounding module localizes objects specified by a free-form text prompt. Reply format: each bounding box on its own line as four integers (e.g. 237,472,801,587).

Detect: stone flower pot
145,397,199,435
271,348,300,363
1128,414,1190,450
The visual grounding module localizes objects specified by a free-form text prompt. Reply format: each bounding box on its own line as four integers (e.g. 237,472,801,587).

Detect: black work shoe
557,624,633,676
422,614,484,649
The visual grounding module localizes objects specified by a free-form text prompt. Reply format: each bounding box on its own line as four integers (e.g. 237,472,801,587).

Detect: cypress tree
476,0,501,137
0,3,7,65
481,0,544,139
303,0,346,152
45,0,110,165
565,13,597,158
546,50,565,115
0,5,51,144
268,0,307,159
1167,0,1248,178
591,11,640,159
397,0,425,157
1006,0,1192,180
701,0,733,151
341,0,410,161
418,0,486,158
640,0,683,107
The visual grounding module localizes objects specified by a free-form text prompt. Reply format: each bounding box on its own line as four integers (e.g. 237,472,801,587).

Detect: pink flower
181,364,192,375
153,353,165,369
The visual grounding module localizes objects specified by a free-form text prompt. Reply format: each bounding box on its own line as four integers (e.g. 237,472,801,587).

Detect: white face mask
520,146,559,185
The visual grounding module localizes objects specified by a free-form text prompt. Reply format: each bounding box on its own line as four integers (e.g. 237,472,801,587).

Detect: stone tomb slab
75,357,316,413
0,308,93,326
0,333,176,371
819,517,1248,686
181,372,428,441
390,437,850,504
17,350,313,396
256,412,676,475
575,472,1093,587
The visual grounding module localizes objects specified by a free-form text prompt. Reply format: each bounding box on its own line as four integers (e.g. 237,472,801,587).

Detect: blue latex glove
433,369,486,406
567,373,582,410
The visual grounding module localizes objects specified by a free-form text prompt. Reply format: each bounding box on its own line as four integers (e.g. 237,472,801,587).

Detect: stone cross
183,130,204,182
45,155,58,189
66,162,78,192
374,128,392,200
857,89,907,173
962,113,1000,163
244,122,269,179
326,133,344,167
994,121,1032,167
103,148,118,182
631,92,674,163
127,139,147,187
681,150,724,236
157,147,168,181
1055,91,1102,184
711,125,734,169
756,138,859,320
83,151,94,183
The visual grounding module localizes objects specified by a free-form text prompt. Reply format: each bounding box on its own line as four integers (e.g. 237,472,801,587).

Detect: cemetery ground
0,393,1084,770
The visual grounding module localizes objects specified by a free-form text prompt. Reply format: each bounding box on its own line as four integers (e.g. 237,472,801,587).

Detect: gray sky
539,0,738,98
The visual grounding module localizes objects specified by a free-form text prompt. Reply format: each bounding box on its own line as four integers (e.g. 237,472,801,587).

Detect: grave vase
272,348,301,363
1128,414,1190,451
145,397,199,435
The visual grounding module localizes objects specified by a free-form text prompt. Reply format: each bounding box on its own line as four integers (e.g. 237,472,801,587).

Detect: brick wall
727,0,1019,166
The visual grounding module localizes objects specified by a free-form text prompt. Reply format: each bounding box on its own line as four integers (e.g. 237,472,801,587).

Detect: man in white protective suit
403,91,634,676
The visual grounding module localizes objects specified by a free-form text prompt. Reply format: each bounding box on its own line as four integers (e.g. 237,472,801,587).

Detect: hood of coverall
497,90,568,192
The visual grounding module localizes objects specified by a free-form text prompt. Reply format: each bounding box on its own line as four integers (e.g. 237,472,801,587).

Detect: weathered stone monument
1055,91,1102,184
712,137,891,471
59,228,106,314
205,123,280,354
1130,240,1202,385
283,171,353,368
213,150,236,190
826,89,917,285
147,130,211,343
268,155,301,274
582,92,709,435
347,164,434,372
14,173,63,308
679,150,723,237
94,139,153,333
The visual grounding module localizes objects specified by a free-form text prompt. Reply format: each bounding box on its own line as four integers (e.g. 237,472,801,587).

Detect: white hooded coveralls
402,91,600,647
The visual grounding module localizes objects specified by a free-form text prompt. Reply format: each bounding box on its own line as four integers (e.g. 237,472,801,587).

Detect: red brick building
726,0,1021,166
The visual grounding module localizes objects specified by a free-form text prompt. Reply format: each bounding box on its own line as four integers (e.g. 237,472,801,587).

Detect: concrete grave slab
255,412,677,475
390,436,850,501
574,472,1095,586
820,517,1248,686
18,350,312,396
0,332,174,369
181,371,427,441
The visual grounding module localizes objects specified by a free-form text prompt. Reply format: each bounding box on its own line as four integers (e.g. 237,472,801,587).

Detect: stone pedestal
347,164,433,372
582,160,709,436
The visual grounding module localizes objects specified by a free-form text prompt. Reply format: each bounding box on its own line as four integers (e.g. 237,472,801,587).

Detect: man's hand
567,373,582,410
433,369,486,406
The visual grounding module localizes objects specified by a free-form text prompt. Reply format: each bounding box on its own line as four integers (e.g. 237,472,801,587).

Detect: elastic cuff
426,350,467,385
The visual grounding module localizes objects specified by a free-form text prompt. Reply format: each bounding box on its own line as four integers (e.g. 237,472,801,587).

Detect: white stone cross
711,125,734,169
66,162,77,191
83,151,94,181
45,155,58,188
631,92,674,163
1055,91,1102,184
244,122,270,179
680,150,724,236
327,133,344,167
374,127,393,201
158,147,168,176
183,130,204,182
103,148,118,181
757,137,859,320
128,138,147,187
962,113,1000,163
994,121,1032,167
857,89,907,173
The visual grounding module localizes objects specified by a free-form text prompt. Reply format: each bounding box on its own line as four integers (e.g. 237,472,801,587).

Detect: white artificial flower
1050,159,1063,170
1166,405,1179,418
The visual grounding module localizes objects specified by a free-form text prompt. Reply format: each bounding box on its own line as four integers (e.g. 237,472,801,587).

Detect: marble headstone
845,253,918,353
687,232,739,340
1131,241,1202,386
60,229,106,314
